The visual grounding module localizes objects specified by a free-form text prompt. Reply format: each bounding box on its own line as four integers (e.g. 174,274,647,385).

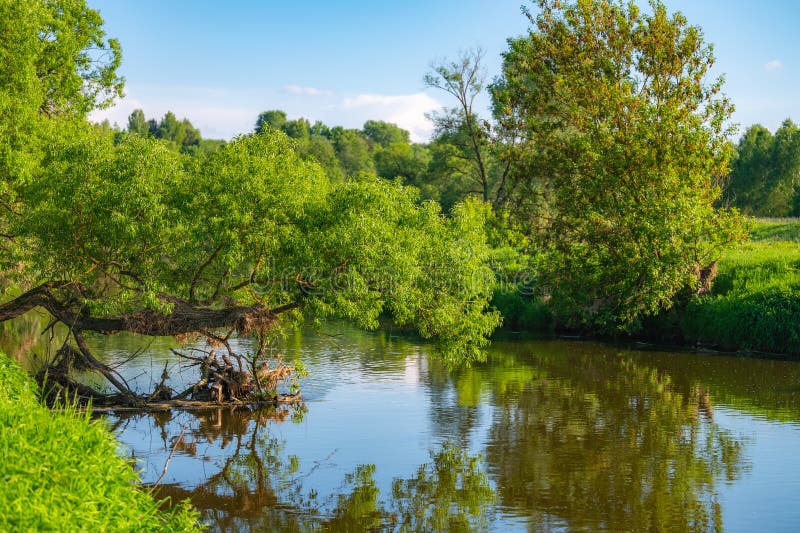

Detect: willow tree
0,0,500,404
492,0,744,332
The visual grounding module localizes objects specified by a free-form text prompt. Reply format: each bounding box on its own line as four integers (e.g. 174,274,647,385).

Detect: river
8,317,800,531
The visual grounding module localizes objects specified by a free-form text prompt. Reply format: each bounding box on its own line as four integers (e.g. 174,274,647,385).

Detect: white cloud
340,92,442,143
284,85,334,97
765,59,784,71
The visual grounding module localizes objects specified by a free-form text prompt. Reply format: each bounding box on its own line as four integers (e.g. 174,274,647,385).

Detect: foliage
0,352,200,531
672,219,800,354
491,0,744,332
125,108,215,154
4,124,499,366
363,119,410,147
425,49,518,208
724,120,800,217
0,0,501,393
0,0,122,268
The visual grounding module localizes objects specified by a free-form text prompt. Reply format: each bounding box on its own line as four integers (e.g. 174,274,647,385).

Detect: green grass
748,218,800,243
675,218,800,354
0,353,201,532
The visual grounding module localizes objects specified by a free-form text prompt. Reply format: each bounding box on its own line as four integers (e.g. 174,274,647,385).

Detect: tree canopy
0,0,500,404
724,119,800,216
490,0,744,332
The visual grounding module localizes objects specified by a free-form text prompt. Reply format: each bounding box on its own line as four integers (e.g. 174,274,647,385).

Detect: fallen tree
0,3,500,403
0,130,500,407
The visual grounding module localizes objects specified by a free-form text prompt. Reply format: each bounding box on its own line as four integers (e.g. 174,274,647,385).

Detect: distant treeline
725,119,800,217
98,110,225,156
115,107,503,212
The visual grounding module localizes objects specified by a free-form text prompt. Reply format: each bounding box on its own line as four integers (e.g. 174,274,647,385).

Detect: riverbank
0,352,201,531
495,218,800,357
654,218,800,355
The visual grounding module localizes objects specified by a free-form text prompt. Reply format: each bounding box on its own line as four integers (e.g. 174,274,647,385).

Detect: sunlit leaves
492,0,744,332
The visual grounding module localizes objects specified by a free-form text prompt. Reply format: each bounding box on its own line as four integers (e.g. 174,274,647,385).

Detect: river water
9,318,800,531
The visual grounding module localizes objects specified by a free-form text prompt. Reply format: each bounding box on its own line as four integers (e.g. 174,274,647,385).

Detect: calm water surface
10,319,800,531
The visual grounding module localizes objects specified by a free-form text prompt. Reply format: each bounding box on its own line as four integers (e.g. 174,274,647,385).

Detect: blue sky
89,0,800,142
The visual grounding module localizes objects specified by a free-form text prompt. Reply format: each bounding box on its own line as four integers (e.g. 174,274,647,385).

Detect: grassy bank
671,218,800,355
0,353,201,532
495,218,800,356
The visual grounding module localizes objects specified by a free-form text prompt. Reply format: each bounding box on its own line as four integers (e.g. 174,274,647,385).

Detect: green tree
331,127,375,176
255,109,287,133
0,0,122,270
181,118,201,148
726,120,800,216
363,120,410,148
723,125,773,213
491,0,743,332
282,117,311,140
0,3,500,401
425,49,493,203
155,111,186,147
1,127,499,397
768,120,800,215
302,134,343,181
127,109,148,136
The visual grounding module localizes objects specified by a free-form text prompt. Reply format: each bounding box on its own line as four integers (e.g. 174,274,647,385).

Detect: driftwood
88,394,303,413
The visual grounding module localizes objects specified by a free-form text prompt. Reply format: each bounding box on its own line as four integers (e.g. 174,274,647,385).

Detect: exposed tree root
1,281,305,409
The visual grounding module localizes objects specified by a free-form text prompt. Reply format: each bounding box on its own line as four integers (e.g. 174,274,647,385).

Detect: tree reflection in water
478,347,748,531
113,406,494,532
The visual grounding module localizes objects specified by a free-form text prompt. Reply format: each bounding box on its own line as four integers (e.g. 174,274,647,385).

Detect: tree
331,127,375,176
374,142,430,186
181,118,201,148
301,134,343,181
425,49,493,203
725,120,800,216
723,125,773,213
0,3,501,404
155,111,186,147
491,0,743,332
424,50,520,209
127,109,148,136
1,127,499,402
282,117,311,141
0,0,122,271
126,109,206,153
255,109,287,133
363,120,410,148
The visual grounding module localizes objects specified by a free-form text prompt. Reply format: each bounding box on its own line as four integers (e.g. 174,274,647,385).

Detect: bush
491,285,553,332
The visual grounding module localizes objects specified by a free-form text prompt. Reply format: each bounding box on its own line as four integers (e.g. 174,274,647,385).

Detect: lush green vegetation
489,0,743,333
0,352,200,531
725,120,800,217
666,218,800,354
0,0,501,407
4,0,797,382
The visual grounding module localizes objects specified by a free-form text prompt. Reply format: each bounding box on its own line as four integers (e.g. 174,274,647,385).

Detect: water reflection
7,317,800,530
479,345,746,531
113,408,494,531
